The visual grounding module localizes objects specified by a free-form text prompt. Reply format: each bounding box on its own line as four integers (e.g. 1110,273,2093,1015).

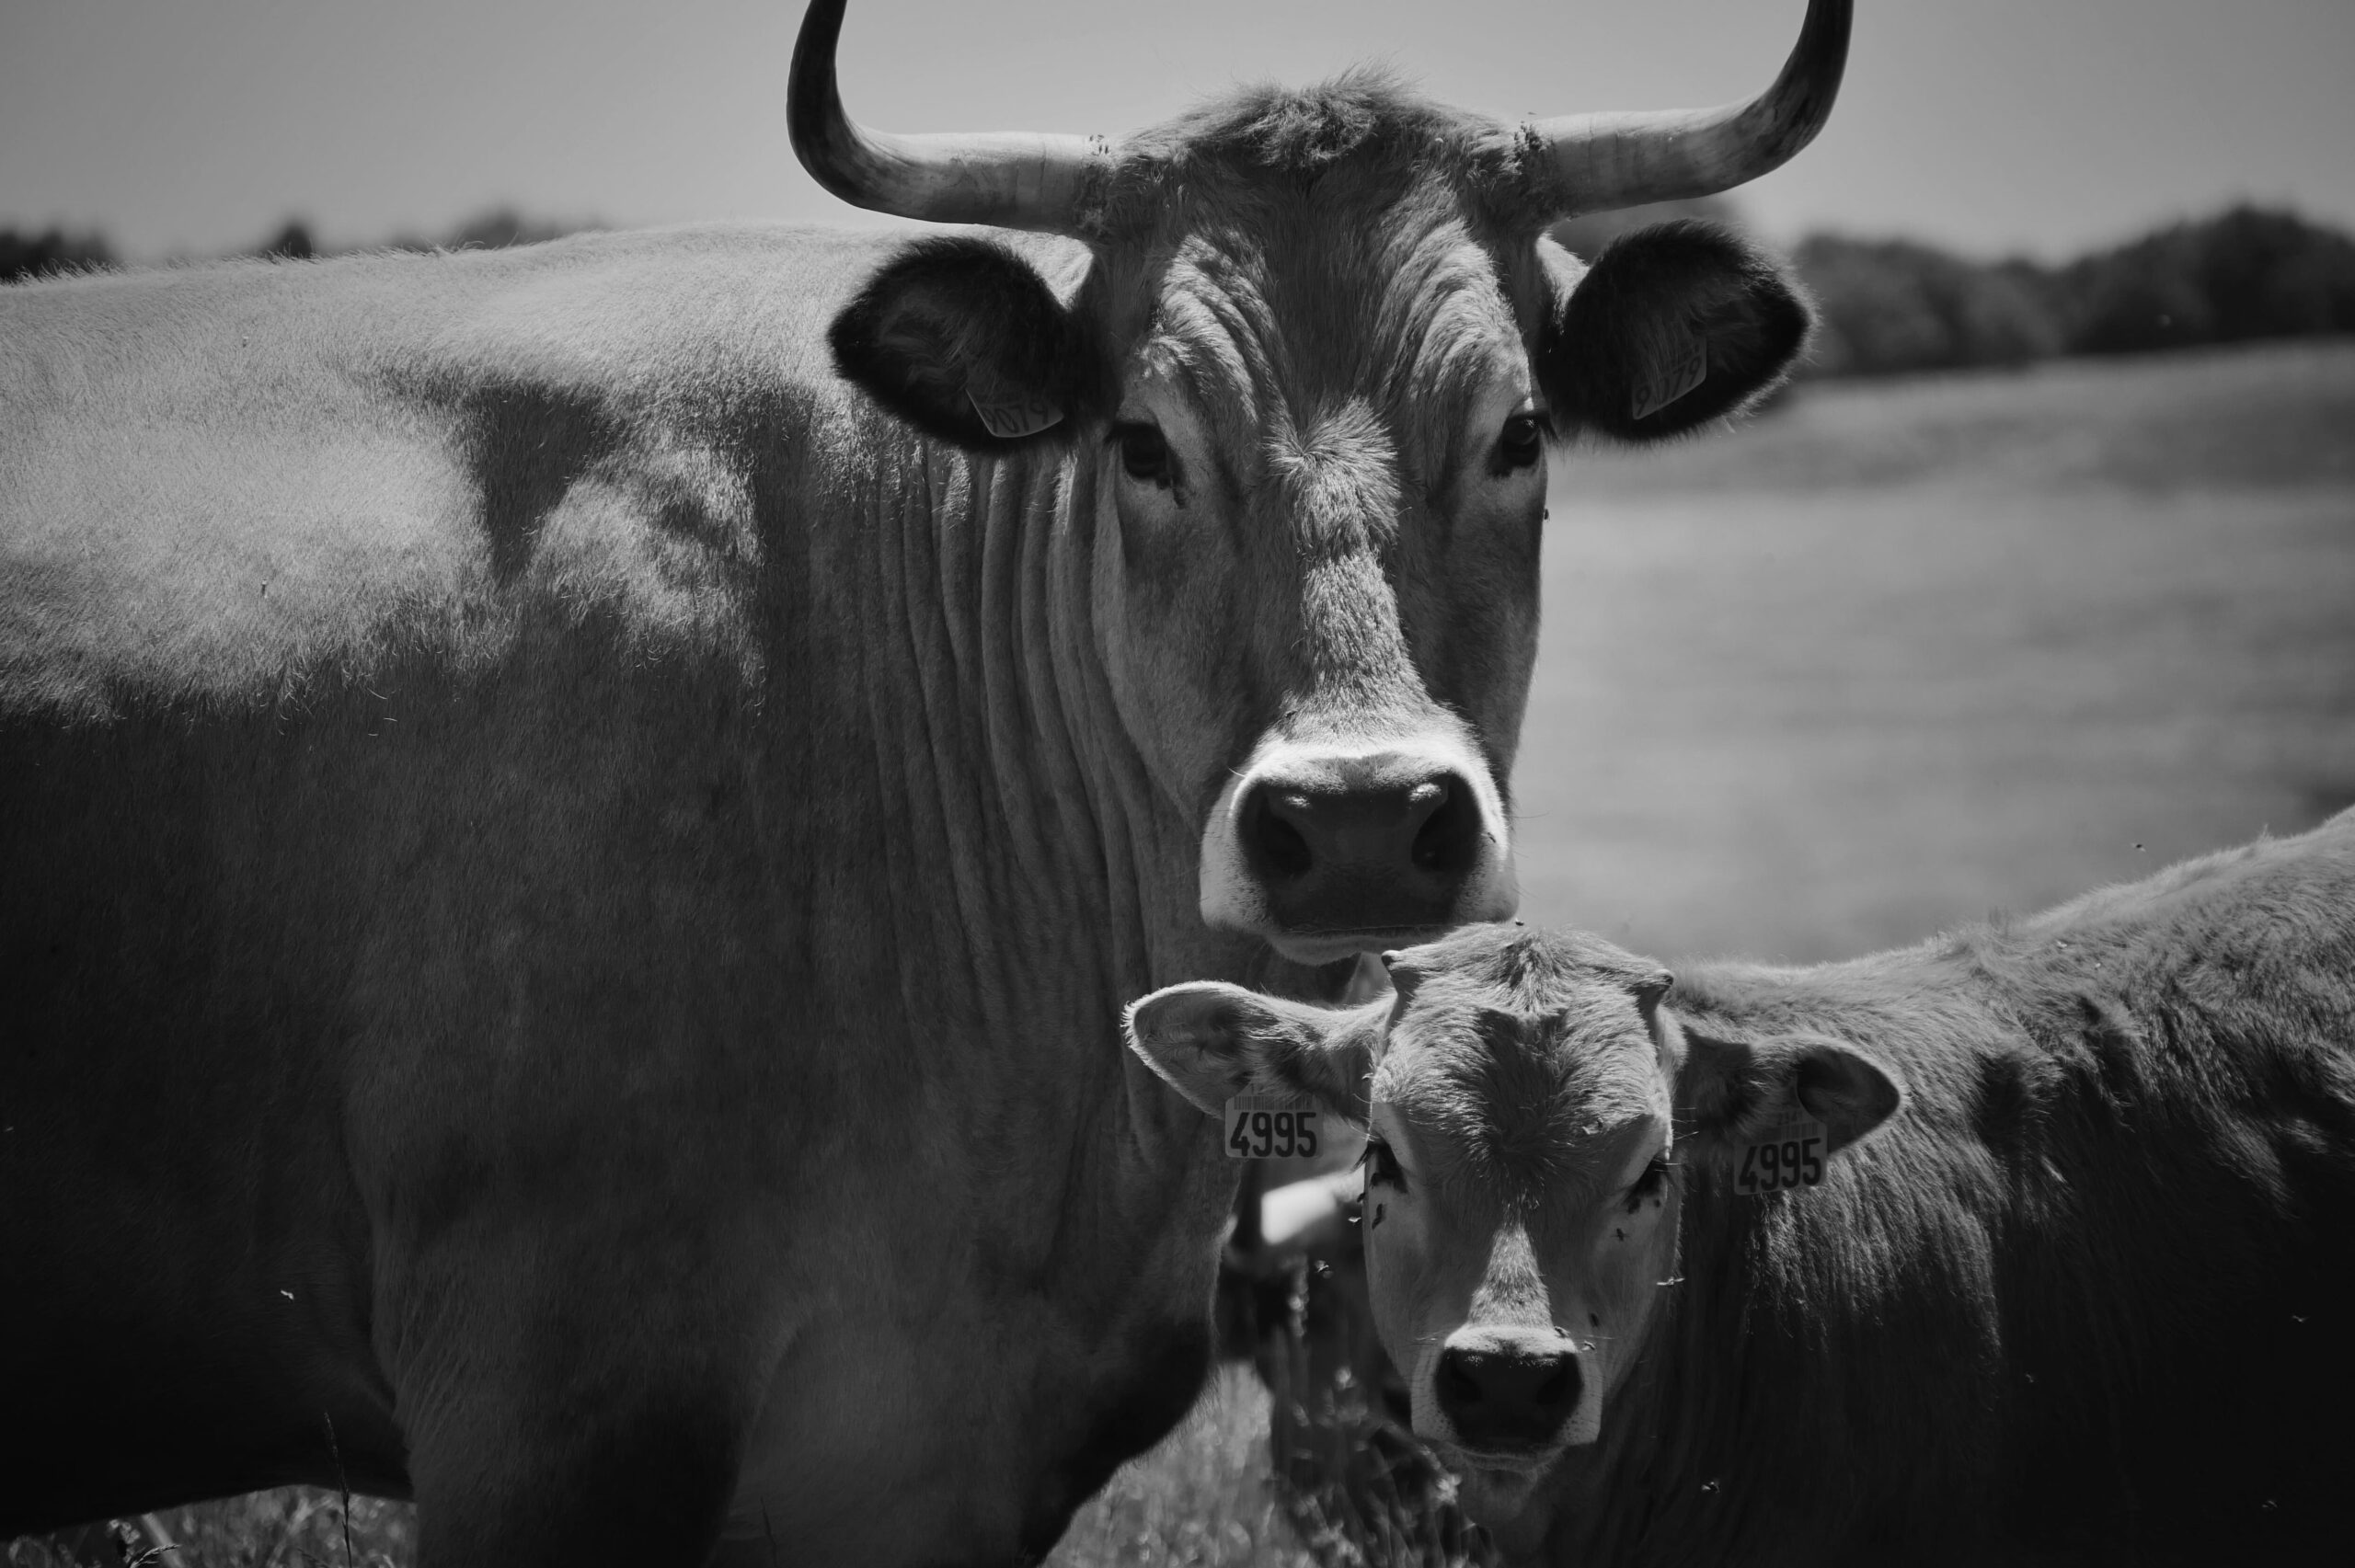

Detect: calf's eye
1625,1156,1672,1212
1361,1137,1407,1191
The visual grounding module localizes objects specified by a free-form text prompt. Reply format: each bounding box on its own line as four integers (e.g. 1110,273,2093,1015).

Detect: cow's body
3,227,1248,1562
2,1,1849,1558
1131,810,2355,1563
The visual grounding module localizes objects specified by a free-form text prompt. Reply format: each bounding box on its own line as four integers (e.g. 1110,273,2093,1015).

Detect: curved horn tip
1520,0,1852,223
785,0,1108,231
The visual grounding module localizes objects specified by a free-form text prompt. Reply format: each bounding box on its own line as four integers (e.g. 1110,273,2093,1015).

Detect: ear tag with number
966,368,1063,440
1733,1108,1828,1197
1223,1094,1322,1162
1629,332,1708,420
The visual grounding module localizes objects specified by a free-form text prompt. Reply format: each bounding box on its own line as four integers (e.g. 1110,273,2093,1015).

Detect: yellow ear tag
1630,333,1708,420
966,369,1063,439
1223,1095,1322,1161
1734,1108,1827,1196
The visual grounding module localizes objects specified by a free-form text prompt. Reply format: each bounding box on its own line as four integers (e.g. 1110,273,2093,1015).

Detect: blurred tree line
0,208,580,284
7,201,2351,382
1552,198,2355,379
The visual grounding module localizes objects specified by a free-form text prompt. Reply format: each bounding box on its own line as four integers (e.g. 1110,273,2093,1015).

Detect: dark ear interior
1125,982,1382,1122
829,235,1102,452
1541,219,1812,441
1681,1030,1904,1157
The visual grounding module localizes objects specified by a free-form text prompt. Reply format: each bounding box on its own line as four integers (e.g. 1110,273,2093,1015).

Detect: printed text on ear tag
966,368,1063,439
1224,1095,1321,1161
1734,1109,1826,1196
1629,333,1708,420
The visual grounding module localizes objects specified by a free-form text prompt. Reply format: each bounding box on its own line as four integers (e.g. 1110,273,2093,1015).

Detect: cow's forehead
1142,213,1522,406
1097,78,1535,452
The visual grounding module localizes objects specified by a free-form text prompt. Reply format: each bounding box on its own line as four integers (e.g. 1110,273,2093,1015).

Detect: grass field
1516,338,2355,962
15,338,2354,1566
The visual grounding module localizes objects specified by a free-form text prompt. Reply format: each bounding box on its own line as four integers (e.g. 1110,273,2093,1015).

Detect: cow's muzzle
1199,729,1516,963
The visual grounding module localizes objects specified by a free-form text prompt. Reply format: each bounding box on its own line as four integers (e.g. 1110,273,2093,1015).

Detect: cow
1128,807,2355,1564
0,1,1849,1562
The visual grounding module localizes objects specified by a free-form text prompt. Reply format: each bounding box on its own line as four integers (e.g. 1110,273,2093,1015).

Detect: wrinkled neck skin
718,415,1315,1563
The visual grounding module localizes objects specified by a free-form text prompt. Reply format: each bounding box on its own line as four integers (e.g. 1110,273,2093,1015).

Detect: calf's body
1131,808,2355,1563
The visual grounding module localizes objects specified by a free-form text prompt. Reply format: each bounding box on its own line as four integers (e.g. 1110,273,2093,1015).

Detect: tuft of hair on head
1114,67,1467,197
1390,922,1668,1016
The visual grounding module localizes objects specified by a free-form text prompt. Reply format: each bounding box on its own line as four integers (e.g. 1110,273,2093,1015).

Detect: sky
3,0,2350,263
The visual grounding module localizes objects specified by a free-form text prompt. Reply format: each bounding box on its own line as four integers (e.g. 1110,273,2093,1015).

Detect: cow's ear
1124,982,1382,1123
1540,220,1811,442
1679,1029,1902,1157
830,235,1103,452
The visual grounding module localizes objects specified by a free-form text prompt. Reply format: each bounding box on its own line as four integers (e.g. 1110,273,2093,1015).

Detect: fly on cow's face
1360,1136,1407,1192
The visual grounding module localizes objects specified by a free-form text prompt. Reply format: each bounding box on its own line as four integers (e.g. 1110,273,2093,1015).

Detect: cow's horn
787,0,1112,232
1518,0,1850,220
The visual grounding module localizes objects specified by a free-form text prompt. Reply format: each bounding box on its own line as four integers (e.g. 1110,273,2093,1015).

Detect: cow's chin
1259,925,1458,967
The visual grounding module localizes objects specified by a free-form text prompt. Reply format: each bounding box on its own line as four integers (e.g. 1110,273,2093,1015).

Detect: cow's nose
1433,1343,1580,1451
1241,769,1481,890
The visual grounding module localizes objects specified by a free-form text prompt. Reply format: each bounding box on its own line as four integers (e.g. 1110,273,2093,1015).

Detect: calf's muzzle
1434,1336,1581,1453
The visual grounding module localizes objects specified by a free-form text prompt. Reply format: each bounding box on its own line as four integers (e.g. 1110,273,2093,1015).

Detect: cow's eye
1625,1155,1673,1211
1498,411,1547,470
1109,422,1174,487
1360,1137,1407,1191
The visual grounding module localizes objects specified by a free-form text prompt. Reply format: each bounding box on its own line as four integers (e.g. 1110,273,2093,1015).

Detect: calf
1129,808,2355,1563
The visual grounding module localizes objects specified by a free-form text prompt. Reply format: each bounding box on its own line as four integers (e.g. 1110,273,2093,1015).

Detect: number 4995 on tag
1224,1096,1319,1160
1735,1113,1826,1196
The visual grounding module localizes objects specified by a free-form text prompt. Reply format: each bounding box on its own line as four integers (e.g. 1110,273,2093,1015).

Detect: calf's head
797,0,1844,962
1127,923,1902,1538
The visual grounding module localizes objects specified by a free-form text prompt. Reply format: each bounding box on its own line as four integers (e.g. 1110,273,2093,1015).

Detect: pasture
13,338,2352,1566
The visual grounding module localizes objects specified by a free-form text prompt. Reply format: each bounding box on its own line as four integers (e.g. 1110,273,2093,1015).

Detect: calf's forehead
1373,988,1670,1207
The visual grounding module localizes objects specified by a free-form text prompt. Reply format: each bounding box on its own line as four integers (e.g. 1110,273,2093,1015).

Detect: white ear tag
966,370,1063,440
1733,1108,1828,1196
1630,332,1709,420
1223,1094,1322,1161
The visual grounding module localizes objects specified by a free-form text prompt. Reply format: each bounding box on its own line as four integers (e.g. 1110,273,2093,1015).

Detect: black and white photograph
6,2,2352,1564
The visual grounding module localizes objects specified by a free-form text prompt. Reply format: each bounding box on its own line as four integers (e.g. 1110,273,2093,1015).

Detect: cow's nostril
1409,773,1480,875
1242,785,1315,880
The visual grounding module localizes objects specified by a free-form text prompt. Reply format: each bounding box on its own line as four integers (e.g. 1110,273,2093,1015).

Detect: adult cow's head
1126,923,1903,1548
792,1,1845,963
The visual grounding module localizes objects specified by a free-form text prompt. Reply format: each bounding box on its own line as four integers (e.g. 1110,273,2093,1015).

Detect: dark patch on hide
458,381,624,586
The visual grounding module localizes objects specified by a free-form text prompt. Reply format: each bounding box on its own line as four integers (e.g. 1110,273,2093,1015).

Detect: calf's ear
1124,983,1384,1123
1679,1030,1902,1156
1540,220,1811,442
830,235,1103,452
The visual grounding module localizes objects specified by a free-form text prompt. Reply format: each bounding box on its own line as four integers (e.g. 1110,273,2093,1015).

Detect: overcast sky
4,0,2350,262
